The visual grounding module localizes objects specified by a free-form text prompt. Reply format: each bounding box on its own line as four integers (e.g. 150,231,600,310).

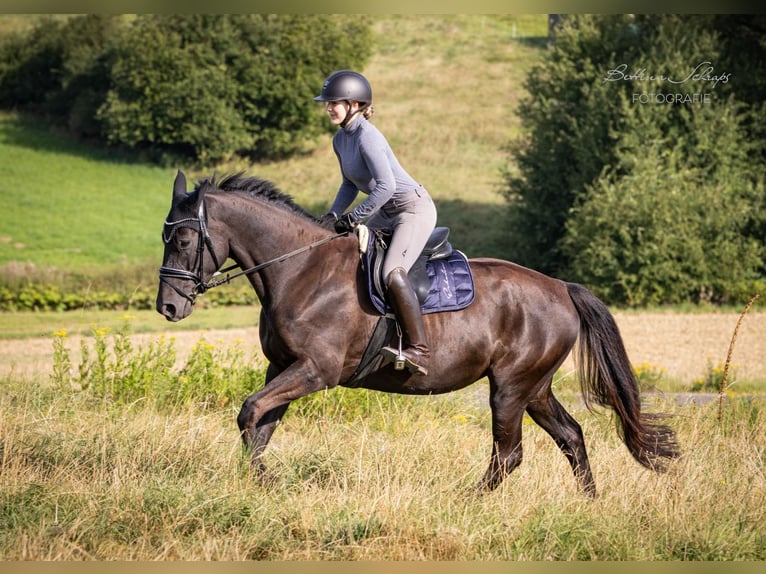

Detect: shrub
0,15,122,137
97,15,253,164
502,15,766,306
501,15,643,275
0,17,65,111
0,14,372,164
52,322,265,410
0,282,259,312
632,362,666,392
690,358,736,393
563,102,765,306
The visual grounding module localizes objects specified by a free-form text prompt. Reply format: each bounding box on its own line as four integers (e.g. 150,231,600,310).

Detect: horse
156,170,680,494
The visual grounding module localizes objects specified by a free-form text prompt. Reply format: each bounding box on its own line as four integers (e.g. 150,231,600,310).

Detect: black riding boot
380,267,430,376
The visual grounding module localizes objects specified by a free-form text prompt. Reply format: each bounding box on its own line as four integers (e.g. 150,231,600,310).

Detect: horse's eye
174,228,195,250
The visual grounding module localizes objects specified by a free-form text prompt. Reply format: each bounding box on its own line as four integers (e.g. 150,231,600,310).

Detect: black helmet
314,70,372,104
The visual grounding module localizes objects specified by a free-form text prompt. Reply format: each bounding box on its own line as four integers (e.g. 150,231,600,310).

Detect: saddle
359,225,475,316
344,225,476,386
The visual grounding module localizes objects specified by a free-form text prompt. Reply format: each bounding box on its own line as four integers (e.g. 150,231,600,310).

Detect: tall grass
2,365,764,559
1,325,765,560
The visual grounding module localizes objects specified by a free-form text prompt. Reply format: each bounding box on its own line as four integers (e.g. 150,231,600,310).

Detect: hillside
0,15,549,278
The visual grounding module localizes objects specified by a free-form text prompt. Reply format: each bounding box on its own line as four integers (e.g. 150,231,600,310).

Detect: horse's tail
566,282,680,471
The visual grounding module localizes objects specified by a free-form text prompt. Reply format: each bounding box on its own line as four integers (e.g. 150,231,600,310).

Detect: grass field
0,113,172,268
1,369,765,560
1,15,765,561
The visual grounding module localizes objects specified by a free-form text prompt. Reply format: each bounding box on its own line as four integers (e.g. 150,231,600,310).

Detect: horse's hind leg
526,387,596,497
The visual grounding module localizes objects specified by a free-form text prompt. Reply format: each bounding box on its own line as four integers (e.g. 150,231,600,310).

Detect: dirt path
2,312,765,384
608,311,765,383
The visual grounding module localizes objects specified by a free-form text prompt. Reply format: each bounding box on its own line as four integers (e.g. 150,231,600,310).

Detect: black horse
156,171,679,494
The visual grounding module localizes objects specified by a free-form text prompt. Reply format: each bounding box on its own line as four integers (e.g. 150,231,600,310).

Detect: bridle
159,199,346,305
159,200,220,304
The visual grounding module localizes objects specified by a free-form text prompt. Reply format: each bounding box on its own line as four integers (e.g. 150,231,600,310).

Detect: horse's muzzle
156,288,194,322
158,303,181,322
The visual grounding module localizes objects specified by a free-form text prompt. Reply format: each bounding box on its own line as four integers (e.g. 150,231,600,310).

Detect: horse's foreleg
236,359,328,477
478,379,526,491
239,402,291,479
526,389,596,497
238,363,279,468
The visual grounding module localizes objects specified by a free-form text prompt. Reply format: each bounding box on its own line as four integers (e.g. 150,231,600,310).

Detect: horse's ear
172,170,188,203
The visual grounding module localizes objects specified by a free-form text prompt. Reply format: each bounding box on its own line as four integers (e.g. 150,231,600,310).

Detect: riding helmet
314,70,372,104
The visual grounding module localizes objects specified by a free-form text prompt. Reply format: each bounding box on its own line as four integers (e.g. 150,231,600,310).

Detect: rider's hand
319,212,338,227
334,213,357,234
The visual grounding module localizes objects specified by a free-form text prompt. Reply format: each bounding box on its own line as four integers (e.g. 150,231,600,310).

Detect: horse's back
468,257,577,318
463,256,581,357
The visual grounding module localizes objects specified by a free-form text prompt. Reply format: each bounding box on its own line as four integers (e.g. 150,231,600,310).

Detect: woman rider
315,70,438,376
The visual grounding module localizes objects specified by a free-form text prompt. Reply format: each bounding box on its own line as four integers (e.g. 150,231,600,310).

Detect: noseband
159,198,347,304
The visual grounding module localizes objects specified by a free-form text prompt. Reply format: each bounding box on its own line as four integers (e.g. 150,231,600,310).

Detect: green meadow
1,15,764,560
1,15,547,276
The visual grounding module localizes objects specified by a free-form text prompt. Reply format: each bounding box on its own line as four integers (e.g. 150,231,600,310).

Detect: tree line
0,14,371,164
502,14,766,306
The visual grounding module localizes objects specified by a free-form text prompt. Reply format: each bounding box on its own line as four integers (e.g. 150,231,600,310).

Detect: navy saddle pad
362,227,476,315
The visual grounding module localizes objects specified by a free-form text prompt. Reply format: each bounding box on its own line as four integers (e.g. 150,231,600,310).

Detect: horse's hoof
248,462,278,487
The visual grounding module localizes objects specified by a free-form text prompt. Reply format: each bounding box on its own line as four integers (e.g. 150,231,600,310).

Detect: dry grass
3,310,764,391
1,301,764,560
2,304,765,560
610,310,766,387
1,378,764,560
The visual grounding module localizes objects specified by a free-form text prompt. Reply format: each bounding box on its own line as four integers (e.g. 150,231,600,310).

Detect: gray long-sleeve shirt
329,116,422,222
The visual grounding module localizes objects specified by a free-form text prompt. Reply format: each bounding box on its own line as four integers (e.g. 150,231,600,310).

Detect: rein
159,199,347,304
205,233,346,289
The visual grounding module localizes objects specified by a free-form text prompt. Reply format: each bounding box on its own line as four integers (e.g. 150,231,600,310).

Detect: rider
315,70,437,376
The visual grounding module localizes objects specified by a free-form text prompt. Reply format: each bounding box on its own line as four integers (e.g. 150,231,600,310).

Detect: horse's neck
211,193,333,303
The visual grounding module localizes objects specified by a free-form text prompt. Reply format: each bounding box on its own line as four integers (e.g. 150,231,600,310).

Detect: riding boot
380,267,430,376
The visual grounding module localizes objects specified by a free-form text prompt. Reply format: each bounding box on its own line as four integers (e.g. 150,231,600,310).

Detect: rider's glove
334,213,357,234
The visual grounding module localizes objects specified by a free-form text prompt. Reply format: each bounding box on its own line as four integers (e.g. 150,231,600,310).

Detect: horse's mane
194,172,325,225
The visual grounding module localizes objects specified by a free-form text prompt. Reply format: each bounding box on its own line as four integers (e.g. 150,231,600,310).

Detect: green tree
0,15,124,137
98,14,371,163
502,15,646,274
503,14,766,305
97,15,252,163
0,14,372,164
0,17,67,111
51,14,122,138
564,100,764,305
230,14,372,158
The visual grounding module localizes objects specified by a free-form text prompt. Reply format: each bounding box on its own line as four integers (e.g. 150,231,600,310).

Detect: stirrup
383,320,406,371
380,344,406,371
380,346,428,376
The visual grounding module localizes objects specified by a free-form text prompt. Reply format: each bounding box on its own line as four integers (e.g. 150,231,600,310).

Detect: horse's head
156,171,228,321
